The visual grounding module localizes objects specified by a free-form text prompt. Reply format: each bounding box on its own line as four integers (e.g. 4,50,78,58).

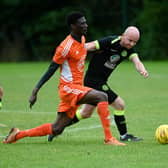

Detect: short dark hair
67,11,84,27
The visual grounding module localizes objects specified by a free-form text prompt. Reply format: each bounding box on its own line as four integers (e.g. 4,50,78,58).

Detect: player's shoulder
58,35,75,50
99,35,120,43
61,35,74,45
110,35,121,44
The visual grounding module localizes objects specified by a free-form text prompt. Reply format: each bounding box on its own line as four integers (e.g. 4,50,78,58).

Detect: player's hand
29,88,38,109
140,70,149,78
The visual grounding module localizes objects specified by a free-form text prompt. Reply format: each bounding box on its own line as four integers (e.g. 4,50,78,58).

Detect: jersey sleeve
128,48,138,60
96,35,121,50
52,45,68,64
96,36,114,50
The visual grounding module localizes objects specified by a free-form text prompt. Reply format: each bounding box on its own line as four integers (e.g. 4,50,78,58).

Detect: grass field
0,61,167,168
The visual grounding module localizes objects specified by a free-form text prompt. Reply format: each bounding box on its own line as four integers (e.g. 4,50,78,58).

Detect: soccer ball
155,125,168,144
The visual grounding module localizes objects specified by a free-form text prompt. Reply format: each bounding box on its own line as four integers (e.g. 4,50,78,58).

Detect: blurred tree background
0,0,167,61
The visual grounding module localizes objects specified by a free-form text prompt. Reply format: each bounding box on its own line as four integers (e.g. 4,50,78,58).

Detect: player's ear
71,24,76,30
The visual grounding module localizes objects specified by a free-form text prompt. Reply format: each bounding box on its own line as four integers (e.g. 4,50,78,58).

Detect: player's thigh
78,89,107,105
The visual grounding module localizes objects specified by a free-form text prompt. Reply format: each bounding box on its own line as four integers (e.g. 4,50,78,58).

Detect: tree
137,0,168,60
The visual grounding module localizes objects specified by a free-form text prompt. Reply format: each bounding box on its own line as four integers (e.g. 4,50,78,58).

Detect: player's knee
118,103,125,110
112,97,125,110
82,112,92,118
119,99,125,110
115,100,125,110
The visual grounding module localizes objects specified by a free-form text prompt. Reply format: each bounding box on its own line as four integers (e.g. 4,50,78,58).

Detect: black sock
0,98,2,102
114,115,127,136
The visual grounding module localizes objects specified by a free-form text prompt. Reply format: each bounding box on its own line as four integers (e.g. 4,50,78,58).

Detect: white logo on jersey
104,54,120,69
63,85,83,95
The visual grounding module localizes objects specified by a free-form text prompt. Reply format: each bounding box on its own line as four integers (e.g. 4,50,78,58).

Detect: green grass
0,61,168,168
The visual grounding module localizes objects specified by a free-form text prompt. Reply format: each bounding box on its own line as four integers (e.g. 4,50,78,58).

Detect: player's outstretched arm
29,61,60,108
85,41,98,52
131,55,149,78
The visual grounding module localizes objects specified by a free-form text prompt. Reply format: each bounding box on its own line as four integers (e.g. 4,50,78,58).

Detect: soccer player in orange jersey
2,11,125,146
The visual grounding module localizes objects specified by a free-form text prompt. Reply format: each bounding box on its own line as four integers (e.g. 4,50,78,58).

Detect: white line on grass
0,123,7,127
0,122,116,139
1,110,115,120
0,110,116,138
0,136,5,138
0,124,102,139
66,125,102,132
1,109,55,114
2,109,100,117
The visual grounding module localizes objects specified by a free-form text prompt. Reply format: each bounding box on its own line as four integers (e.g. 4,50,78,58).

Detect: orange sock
16,123,53,140
97,102,112,141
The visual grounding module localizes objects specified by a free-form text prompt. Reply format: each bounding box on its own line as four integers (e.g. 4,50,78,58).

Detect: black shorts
84,77,118,104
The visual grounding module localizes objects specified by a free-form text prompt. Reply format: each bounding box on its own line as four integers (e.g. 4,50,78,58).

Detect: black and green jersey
85,35,138,83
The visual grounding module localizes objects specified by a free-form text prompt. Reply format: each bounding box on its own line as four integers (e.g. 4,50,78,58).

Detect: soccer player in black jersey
71,26,149,142
48,26,149,142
